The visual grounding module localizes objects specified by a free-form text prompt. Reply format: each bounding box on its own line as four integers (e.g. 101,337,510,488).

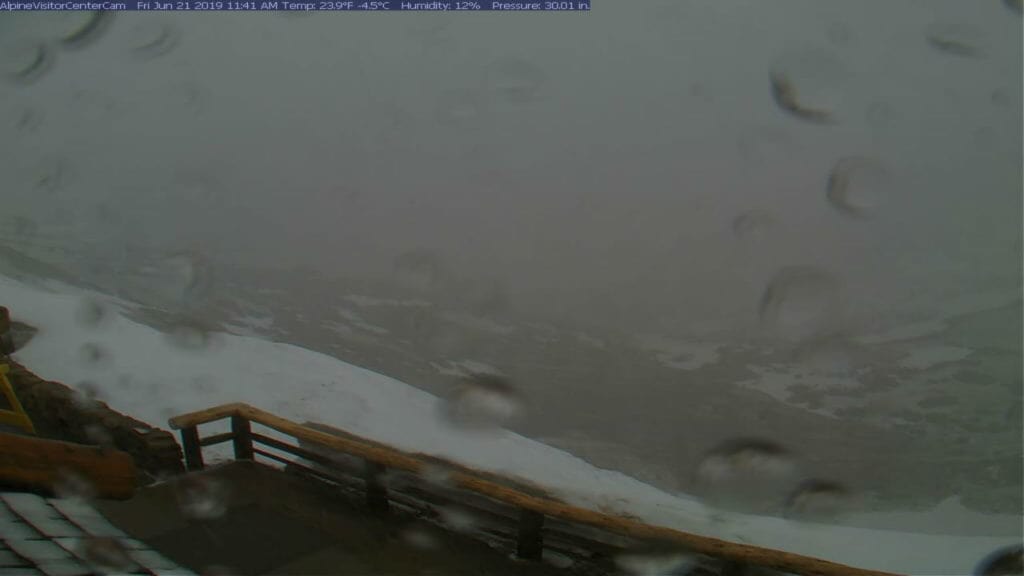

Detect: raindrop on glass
418,462,455,488
52,469,97,501
58,11,115,49
148,250,214,308
614,550,696,576
393,249,447,292
79,342,112,368
694,438,798,513
76,298,112,329
826,156,893,219
769,50,847,124
72,380,105,410
0,40,54,84
759,267,842,343
784,479,854,521
401,527,439,550
176,475,229,520
926,21,985,58
127,19,181,59
1005,0,1022,15
437,505,477,533
731,209,775,241
485,58,546,104
439,373,524,431
165,319,218,352
77,537,137,573
84,423,115,448
435,89,488,128
975,545,1022,576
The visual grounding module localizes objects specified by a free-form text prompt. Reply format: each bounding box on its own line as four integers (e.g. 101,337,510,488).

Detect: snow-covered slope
1,273,1018,575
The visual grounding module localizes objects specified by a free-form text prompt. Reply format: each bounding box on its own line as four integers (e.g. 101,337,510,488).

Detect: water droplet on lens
0,40,54,84
439,373,524,431
732,209,776,241
435,89,488,128
769,50,847,124
485,58,546,104
77,537,137,572
148,250,214,309
79,342,111,368
826,156,892,219
76,297,111,329
437,505,476,533
401,527,439,550
926,21,985,58
176,475,229,520
128,19,181,58
975,545,1023,576
165,320,218,352
393,250,447,292
759,267,843,343
58,11,115,49
1005,0,1022,15
784,479,854,521
695,438,798,512
614,549,696,576
84,423,115,447
418,462,455,487
52,468,97,501
73,380,104,410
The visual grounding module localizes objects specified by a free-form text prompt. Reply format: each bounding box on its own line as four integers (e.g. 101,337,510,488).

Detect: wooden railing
168,403,901,576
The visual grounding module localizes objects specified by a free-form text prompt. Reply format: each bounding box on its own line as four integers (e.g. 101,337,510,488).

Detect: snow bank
1,274,1018,575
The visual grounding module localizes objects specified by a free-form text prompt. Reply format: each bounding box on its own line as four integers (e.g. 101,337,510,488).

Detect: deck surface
96,460,578,575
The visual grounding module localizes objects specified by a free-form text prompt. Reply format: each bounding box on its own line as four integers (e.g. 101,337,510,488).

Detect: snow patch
1,273,1018,575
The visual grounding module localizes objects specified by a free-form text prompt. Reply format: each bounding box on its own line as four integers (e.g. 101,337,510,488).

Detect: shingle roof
0,492,195,576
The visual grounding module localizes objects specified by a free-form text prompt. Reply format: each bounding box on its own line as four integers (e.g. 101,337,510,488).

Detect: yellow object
0,364,35,435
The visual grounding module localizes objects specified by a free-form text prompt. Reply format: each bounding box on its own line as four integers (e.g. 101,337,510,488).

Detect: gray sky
1,1,1021,335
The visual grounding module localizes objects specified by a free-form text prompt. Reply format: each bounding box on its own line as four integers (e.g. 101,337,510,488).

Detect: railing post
516,508,544,560
180,425,204,471
363,460,390,514
231,415,254,461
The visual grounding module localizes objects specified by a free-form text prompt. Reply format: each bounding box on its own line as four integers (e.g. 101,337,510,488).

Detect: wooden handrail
168,403,902,576
167,402,248,429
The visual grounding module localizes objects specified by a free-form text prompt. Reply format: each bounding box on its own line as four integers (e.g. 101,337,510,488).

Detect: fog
1,1,1023,535
2,1,1020,337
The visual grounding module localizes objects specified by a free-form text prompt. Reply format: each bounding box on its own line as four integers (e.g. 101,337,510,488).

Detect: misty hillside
0,0,1020,550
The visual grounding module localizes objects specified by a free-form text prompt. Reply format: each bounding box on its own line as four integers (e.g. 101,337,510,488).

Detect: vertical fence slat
180,425,204,471
231,415,254,460
516,508,544,560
